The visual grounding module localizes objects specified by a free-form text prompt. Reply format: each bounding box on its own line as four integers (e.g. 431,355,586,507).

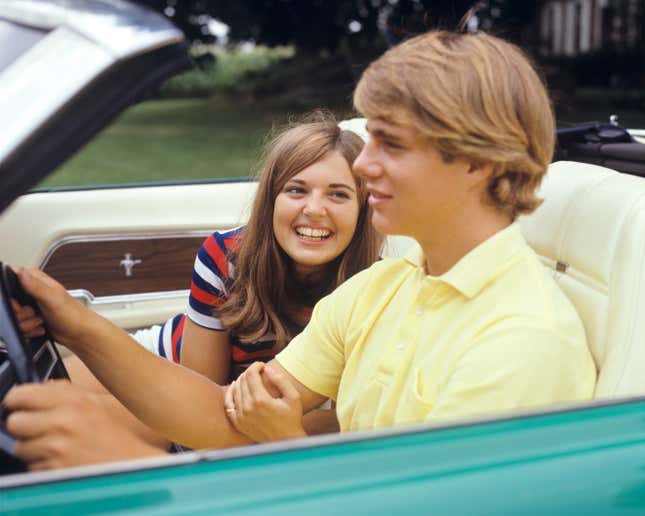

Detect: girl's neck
290,261,337,303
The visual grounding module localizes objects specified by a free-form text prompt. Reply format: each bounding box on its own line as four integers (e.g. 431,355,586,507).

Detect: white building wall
553,1,565,54
579,0,592,52
541,2,552,48
540,0,615,56
564,1,577,55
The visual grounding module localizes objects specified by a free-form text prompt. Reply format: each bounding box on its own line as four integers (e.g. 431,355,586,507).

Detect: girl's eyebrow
329,183,355,192
286,178,355,193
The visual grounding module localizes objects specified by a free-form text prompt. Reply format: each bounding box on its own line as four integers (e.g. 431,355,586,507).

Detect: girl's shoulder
202,225,246,254
211,225,245,243
195,226,246,279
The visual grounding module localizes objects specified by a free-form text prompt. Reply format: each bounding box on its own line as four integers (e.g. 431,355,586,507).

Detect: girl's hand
225,362,306,442
11,299,45,338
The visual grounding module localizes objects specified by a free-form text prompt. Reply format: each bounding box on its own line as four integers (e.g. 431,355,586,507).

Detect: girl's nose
303,194,326,217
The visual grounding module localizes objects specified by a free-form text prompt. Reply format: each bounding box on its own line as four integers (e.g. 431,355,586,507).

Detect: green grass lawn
40,94,645,189
40,99,292,188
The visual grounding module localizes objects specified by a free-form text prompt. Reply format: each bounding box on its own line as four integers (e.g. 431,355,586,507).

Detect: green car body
2,398,645,514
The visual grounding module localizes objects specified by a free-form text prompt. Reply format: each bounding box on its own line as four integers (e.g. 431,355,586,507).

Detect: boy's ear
466,161,496,179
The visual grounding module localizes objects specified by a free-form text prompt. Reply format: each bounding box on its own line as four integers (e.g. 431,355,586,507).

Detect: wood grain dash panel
43,236,206,297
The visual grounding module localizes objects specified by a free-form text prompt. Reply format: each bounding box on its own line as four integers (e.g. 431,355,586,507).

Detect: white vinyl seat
520,160,645,398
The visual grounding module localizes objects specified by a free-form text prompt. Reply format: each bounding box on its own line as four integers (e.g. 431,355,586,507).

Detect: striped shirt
156,227,313,380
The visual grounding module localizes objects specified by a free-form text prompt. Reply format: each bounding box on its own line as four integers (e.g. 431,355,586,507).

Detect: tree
133,0,479,55
475,1,540,50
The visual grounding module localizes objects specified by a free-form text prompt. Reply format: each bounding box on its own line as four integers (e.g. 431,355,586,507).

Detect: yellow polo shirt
277,223,597,431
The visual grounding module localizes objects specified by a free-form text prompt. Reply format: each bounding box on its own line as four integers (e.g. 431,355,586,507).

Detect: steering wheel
0,263,68,473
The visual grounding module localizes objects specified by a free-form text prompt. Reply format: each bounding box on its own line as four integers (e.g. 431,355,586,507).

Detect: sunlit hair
217,114,382,348
354,30,555,218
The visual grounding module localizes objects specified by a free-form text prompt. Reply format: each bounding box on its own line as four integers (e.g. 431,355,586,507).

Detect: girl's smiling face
273,151,360,279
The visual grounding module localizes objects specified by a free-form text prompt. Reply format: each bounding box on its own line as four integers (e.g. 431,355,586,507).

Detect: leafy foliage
132,1,479,54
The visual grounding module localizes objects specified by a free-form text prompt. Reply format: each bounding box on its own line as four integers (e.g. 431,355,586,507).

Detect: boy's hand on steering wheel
10,298,45,338
15,268,91,349
4,380,165,470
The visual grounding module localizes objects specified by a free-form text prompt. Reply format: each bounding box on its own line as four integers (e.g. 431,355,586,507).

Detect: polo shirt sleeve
276,268,372,401
186,232,231,330
427,324,597,422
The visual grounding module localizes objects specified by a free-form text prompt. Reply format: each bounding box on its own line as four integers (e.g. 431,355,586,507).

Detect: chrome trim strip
39,230,213,269
68,289,190,306
0,357,11,377
33,341,56,380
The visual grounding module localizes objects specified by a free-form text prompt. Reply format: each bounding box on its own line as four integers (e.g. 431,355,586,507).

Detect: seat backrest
520,161,645,398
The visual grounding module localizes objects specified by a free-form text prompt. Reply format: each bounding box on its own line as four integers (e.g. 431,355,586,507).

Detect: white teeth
296,227,331,239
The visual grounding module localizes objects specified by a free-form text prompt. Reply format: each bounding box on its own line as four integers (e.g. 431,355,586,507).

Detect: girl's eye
285,187,306,194
330,191,351,200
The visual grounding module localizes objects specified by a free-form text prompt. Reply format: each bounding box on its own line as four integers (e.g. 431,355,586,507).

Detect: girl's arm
180,319,231,384
302,407,340,435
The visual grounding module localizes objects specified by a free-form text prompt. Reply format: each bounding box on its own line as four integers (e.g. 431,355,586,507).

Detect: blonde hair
217,114,382,347
354,30,554,218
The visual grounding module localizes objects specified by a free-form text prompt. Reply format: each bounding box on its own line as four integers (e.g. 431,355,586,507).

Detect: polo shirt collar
403,222,526,299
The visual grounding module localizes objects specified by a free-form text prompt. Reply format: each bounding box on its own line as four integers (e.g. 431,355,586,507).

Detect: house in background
539,0,643,56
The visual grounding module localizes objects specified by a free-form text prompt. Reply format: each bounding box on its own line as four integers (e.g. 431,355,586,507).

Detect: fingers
10,299,45,334
14,434,59,464
247,364,275,401
239,371,254,412
4,382,67,412
13,428,84,471
224,382,235,412
18,321,45,338
6,408,56,440
224,383,238,426
230,378,243,418
5,382,78,467
264,365,300,402
27,460,53,472
16,268,64,311
17,268,61,291
10,299,35,320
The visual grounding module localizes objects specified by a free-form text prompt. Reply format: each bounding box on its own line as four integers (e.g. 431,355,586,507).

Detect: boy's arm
14,268,254,450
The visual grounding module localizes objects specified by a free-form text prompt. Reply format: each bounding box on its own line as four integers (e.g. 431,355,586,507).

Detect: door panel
42,233,206,296
0,181,257,330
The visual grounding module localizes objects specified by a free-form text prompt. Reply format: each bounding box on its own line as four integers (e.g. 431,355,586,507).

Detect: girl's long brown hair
216,114,381,348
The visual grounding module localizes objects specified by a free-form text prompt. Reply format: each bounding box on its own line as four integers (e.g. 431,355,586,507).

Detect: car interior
1,153,645,476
